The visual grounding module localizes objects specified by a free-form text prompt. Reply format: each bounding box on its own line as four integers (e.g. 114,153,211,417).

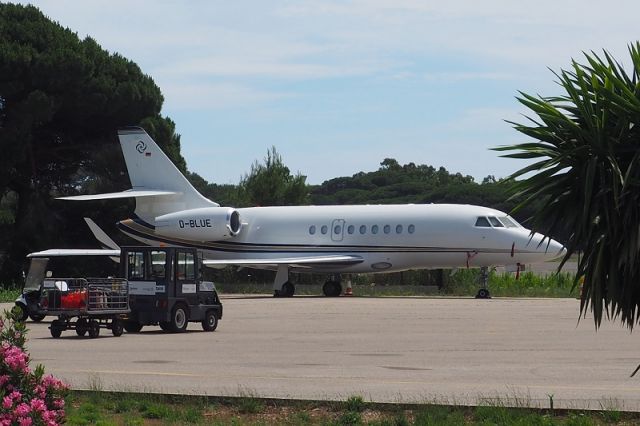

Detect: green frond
498,42,640,330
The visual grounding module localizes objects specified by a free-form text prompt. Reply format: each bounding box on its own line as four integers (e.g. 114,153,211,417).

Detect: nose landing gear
475,266,491,299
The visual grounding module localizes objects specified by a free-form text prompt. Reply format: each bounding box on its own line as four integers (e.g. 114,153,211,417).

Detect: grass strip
65,390,640,425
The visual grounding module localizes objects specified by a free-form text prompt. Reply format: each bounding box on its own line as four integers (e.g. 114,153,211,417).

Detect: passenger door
331,219,345,242
175,250,198,305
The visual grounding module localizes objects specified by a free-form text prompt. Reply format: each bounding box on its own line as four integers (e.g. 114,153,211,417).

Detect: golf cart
13,257,48,322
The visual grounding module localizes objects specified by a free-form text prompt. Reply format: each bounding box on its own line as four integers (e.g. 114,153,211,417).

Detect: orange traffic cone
345,280,353,296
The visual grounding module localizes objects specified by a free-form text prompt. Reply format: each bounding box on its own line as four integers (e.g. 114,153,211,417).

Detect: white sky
23,1,640,184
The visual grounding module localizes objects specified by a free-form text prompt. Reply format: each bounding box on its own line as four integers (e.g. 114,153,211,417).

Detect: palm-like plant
495,42,640,329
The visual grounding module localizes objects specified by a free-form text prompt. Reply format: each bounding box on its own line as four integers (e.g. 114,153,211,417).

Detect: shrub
0,310,69,425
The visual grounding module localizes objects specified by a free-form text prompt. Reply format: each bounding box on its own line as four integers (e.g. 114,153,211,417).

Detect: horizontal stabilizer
57,190,180,201
84,218,120,250
203,254,363,268
27,249,121,258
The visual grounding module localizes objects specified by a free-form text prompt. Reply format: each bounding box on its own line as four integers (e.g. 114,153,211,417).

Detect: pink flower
42,410,60,423
42,375,68,391
2,346,29,372
0,375,9,387
17,417,32,426
15,403,30,417
29,398,45,413
9,391,22,401
33,384,46,399
1,397,12,409
52,399,64,409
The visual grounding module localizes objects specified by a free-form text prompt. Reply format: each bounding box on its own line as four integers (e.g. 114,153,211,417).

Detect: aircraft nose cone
547,238,566,260
526,233,565,260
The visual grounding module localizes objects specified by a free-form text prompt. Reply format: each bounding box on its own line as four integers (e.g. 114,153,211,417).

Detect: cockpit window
475,217,491,227
500,216,519,228
488,216,504,227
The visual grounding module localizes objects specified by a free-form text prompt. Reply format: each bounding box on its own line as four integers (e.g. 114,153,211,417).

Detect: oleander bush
0,310,69,425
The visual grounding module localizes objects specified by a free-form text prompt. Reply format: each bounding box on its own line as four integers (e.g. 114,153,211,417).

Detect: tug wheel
202,311,218,332
170,304,189,332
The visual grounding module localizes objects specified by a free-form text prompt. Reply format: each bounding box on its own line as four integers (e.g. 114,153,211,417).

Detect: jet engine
154,207,242,241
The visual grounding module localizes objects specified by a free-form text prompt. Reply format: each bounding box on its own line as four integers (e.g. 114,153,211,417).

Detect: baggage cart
40,277,129,338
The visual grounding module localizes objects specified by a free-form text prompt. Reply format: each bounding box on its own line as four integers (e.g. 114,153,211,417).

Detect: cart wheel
29,313,46,322
76,318,88,337
202,311,218,332
159,321,171,332
88,320,100,338
124,321,143,333
111,319,124,337
50,320,63,338
12,304,28,322
170,304,189,332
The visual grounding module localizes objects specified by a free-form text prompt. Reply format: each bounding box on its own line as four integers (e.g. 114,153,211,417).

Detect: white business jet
32,127,565,298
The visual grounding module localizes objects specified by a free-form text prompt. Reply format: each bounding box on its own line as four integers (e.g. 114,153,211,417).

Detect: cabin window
321,225,328,234
488,216,504,227
359,225,367,234
408,224,415,234
347,225,355,234
384,224,391,234
396,224,403,234
150,250,167,279
334,225,342,234
309,225,316,235
475,217,491,227
371,225,379,234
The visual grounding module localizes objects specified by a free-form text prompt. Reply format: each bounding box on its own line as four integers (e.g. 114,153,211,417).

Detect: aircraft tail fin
117,127,218,222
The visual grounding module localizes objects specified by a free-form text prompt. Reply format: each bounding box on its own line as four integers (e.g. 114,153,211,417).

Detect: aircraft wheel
124,320,143,333
12,303,28,322
88,320,100,338
76,318,88,337
29,312,46,322
111,319,124,337
202,310,218,332
170,304,189,332
476,288,491,299
159,321,172,332
50,320,63,338
323,281,342,297
281,282,295,297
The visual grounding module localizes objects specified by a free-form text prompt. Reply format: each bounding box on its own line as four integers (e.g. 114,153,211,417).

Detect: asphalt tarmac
3,296,640,410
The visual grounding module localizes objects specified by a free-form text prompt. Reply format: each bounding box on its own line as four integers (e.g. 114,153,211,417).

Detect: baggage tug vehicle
18,245,223,337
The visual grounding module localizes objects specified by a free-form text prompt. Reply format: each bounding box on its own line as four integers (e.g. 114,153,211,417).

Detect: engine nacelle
155,207,242,241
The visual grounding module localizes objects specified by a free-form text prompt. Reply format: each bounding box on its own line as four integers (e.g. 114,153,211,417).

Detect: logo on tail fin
136,140,147,154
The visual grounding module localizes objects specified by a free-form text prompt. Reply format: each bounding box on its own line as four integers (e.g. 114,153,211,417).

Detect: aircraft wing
27,249,121,258
203,254,364,268
57,189,180,201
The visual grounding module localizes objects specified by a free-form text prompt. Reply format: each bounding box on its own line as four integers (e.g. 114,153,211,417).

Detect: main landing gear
322,275,342,297
272,266,344,298
475,266,491,299
273,265,295,297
